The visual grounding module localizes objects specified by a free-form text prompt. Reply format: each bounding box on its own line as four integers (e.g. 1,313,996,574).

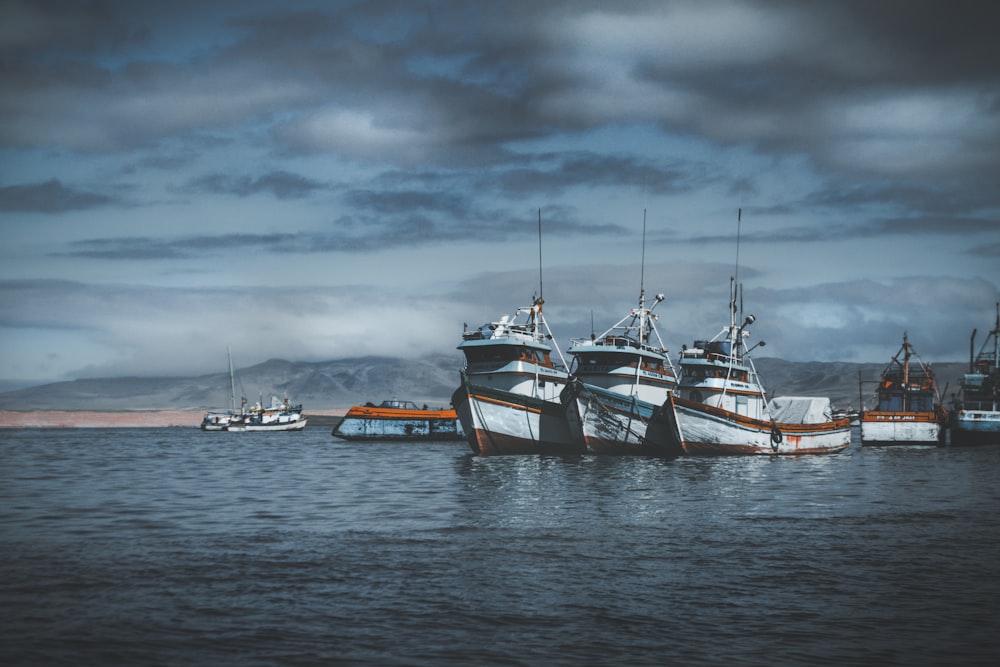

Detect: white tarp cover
767,396,832,424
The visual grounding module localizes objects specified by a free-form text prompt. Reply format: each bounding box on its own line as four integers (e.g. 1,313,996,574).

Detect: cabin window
877,394,904,412
464,346,521,369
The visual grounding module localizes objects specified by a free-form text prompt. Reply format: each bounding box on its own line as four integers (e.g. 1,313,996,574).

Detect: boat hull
949,410,1000,446
563,381,672,456
860,412,944,446
243,418,306,432
332,407,464,441
662,395,851,456
452,382,583,456
201,422,228,431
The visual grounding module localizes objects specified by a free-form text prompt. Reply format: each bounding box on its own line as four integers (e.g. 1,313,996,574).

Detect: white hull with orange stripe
663,394,851,456
859,413,943,446
452,379,581,456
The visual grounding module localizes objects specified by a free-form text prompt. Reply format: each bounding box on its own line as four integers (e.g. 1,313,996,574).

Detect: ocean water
1,427,998,666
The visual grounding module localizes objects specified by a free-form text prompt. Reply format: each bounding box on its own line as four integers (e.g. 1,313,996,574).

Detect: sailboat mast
227,345,236,414
994,302,1000,371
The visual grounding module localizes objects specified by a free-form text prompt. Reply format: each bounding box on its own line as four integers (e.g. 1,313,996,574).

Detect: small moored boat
201,345,245,431
243,395,307,432
332,399,464,441
950,303,1000,446
859,332,946,446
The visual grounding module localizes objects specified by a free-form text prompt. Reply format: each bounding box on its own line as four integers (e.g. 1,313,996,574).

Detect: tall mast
537,208,543,305
994,302,1000,371
903,332,910,411
639,208,647,344
227,345,237,414
734,207,742,291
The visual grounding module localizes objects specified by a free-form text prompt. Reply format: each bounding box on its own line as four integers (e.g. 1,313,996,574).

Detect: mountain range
0,354,970,412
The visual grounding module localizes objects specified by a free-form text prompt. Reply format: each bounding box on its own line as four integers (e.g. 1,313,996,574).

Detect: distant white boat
200,346,242,431
200,346,306,432
243,395,307,432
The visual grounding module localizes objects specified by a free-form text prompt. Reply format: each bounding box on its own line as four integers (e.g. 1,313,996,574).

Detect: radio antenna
537,208,543,303
735,207,742,288
639,208,647,306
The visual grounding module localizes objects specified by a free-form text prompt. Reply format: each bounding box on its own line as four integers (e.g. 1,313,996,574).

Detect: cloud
184,170,328,199
0,278,467,379
0,179,115,213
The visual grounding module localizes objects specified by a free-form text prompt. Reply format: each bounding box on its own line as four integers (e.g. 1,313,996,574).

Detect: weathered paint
452,381,581,456
950,410,1000,446
563,381,671,456
664,395,851,456
859,411,943,446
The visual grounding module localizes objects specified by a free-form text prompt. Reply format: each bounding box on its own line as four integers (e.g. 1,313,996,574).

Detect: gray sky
2,0,999,384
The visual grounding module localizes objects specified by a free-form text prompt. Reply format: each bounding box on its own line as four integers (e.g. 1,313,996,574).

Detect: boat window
877,394,904,412
464,347,521,365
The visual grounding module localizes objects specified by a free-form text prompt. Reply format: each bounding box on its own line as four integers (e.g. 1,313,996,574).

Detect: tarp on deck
767,396,832,425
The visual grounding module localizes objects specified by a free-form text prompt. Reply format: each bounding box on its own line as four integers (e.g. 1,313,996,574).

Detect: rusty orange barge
331,399,465,441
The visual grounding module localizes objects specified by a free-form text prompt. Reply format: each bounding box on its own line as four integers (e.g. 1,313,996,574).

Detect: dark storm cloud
0,179,115,212
55,233,293,260
4,2,997,199
185,171,327,199
54,200,628,260
969,242,1000,259
343,189,469,218
494,152,710,196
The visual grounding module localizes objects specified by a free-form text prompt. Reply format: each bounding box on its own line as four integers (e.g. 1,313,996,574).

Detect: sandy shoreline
0,409,347,428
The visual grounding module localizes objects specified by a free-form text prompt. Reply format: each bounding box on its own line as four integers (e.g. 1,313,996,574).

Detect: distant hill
0,353,465,412
0,354,970,412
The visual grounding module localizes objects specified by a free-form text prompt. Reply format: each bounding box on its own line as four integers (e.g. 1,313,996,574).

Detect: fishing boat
654,210,850,456
950,303,1000,446
859,333,946,446
243,395,307,432
332,399,464,441
451,295,580,455
451,211,581,456
200,345,244,431
563,212,677,455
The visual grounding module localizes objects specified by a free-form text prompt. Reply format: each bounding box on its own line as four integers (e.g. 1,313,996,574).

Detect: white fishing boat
654,211,850,456
451,210,581,456
451,295,579,455
200,347,306,432
563,211,678,456
950,303,1000,446
243,395,307,432
859,332,946,446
